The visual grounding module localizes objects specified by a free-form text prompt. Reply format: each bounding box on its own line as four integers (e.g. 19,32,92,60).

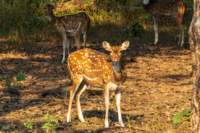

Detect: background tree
189,0,200,132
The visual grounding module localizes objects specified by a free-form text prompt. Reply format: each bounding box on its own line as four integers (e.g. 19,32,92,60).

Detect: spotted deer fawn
143,0,186,47
45,4,90,63
66,41,129,128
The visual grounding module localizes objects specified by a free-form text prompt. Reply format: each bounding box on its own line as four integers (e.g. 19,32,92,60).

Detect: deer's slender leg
153,16,159,45
104,84,110,128
178,31,181,47
181,28,184,47
179,26,184,47
177,25,184,47
66,78,84,122
61,33,67,63
83,32,87,47
66,37,70,56
74,34,81,49
71,77,84,99
76,84,87,122
115,88,125,127
66,89,73,122
177,1,186,47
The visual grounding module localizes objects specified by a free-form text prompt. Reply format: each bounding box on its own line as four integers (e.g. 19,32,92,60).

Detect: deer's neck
112,66,123,82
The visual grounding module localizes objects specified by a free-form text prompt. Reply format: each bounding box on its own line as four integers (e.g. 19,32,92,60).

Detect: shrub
0,0,57,43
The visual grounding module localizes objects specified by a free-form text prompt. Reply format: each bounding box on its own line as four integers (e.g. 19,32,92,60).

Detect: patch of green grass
126,116,133,129
16,70,26,81
24,120,34,130
42,113,59,133
172,109,191,125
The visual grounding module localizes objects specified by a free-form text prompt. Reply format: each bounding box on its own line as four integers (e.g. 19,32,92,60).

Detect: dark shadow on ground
57,111,143,133
0,85,66,117
0,120,27,133
84,110,144,123
161,74,191,81
57,127,135,133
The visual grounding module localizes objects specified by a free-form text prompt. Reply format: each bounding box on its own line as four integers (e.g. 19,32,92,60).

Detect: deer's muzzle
112,61,121,72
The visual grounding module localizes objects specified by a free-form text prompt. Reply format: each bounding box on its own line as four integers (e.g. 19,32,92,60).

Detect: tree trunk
189,0,200,132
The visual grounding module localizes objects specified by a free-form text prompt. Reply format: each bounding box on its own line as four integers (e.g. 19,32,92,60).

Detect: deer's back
144,0,185,18
58,12,90,31
68,48,115,86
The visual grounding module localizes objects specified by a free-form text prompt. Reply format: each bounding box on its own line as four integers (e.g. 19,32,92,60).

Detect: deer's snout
112,61,121,72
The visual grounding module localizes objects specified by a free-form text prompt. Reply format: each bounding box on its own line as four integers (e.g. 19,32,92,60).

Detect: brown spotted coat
67,48,116,88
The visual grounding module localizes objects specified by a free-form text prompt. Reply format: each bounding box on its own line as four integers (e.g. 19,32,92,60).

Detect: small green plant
24,120,34,130
0,75,12,88
172,109,191,125
126,116,132,129
16,70,26,81
42,113,59,133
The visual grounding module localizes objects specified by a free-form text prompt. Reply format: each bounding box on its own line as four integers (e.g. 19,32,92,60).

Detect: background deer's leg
66,36,70,55
181,27,185,47
83,32,87,47
115,88,125,127
179,24,184,47
76,84,87,122
61,33,67,63
153,16,159,45
74,34,81,49
104,84,110,128
177,1,186,48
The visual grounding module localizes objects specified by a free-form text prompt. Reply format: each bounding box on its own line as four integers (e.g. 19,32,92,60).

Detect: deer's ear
102,41,112,52
120,41,130,51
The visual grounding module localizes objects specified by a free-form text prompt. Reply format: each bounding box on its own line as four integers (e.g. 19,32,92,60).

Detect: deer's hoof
104,122,109,128
80,119,85,123
79,116,85,122
66,117,71,123
61,60,65,64
120,122,125,127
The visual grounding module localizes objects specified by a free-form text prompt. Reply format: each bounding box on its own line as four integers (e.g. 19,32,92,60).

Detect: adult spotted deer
66,41,129,128
45,4,90,63
143,0,186,47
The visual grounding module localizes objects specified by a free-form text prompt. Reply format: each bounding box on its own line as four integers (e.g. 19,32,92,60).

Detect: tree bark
189,0,200,132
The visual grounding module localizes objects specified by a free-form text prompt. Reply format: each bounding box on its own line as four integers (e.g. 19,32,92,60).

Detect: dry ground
0,39,192,133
